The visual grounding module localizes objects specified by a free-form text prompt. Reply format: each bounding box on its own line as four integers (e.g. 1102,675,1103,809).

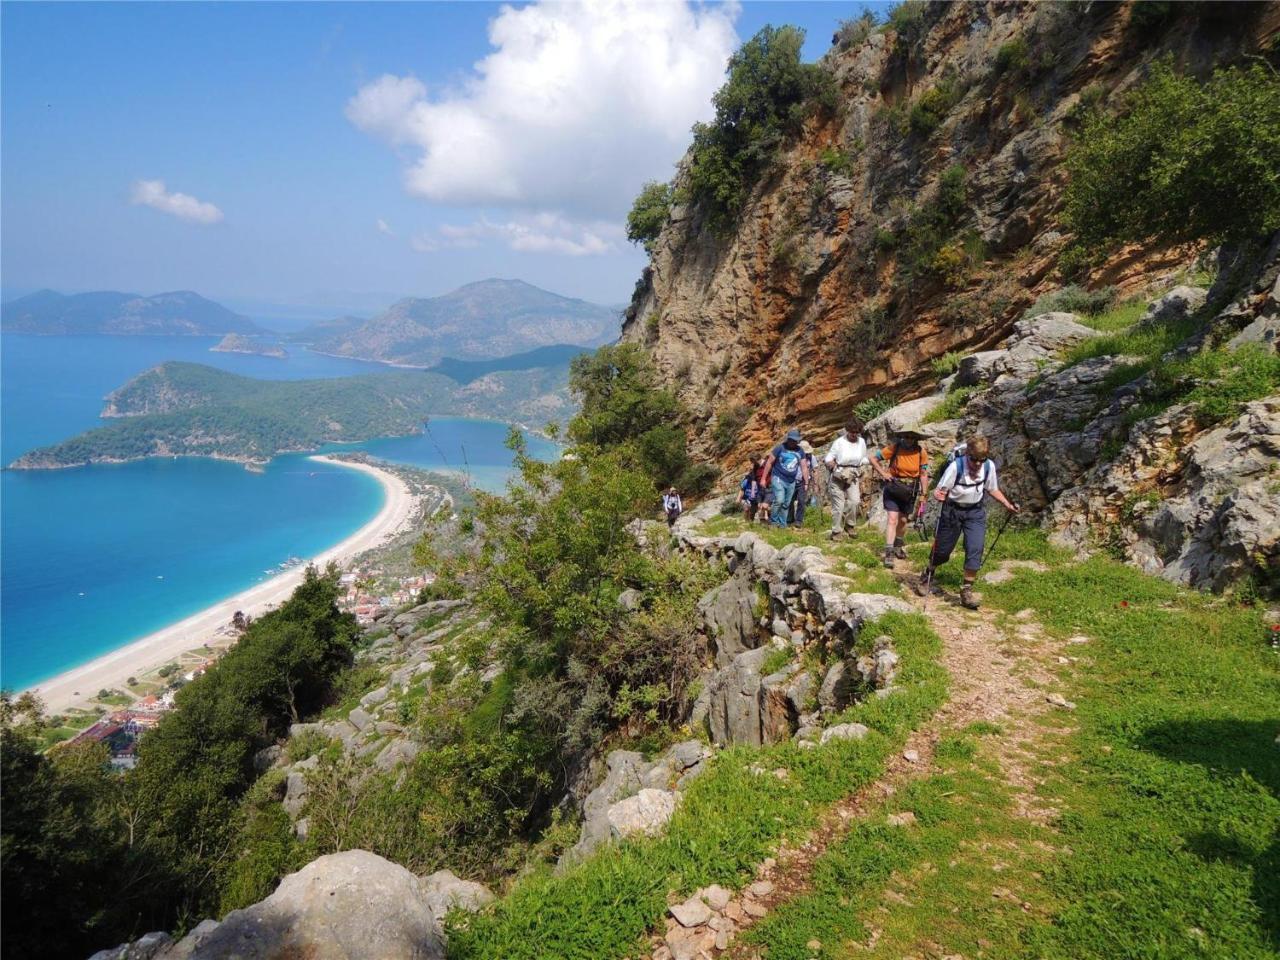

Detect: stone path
645,559,1079,960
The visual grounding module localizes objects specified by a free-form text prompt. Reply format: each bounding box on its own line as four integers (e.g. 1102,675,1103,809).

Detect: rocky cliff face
621,1,1276,465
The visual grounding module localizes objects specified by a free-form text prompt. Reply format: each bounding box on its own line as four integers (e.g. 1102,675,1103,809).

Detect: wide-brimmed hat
799,440,814,454
785,428,803,442
893,428,930,441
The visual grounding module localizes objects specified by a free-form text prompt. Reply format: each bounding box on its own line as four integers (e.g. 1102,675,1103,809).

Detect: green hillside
10,360,574,469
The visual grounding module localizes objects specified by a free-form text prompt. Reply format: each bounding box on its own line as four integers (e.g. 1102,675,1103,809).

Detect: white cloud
130,179,223,224
346,0,738,220
376,218,396,236
412,214,620,256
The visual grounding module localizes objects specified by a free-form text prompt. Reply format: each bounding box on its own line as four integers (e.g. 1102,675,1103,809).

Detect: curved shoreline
24,456,419,715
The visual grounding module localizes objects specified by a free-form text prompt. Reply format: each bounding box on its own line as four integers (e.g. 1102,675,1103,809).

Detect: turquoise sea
0,334,557,691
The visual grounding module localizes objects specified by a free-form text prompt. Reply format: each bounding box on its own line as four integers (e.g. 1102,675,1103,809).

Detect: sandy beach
26,456,419,715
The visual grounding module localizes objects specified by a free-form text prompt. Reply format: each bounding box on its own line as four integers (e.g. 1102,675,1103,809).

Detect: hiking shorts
933,502,986,571
882,479,919,514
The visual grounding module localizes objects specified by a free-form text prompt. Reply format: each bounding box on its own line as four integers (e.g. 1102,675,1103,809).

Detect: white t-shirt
938,457,998,506
824,434,869,468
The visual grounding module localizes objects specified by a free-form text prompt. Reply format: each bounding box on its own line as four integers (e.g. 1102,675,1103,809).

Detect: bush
688,26,837,232
907,78,963,137
835,301,895,365
930,351,965,376
834,11,877,51
1021,284,1117,321
568,344,691,488
923,386,978,424
886,0,928,54
897,164,971,285
1064,61,1280,251
626,181,674,253
712,405,752,454
818,145,856,178
993,37,1030,76
854,394,897,423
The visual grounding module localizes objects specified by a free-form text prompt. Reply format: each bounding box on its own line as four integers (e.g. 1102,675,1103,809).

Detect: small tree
626,181,674,253
1064,61,1280,254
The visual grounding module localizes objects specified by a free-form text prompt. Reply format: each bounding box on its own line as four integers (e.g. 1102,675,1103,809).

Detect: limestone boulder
698,576,761,666
182,851,444,960
607,788,680,840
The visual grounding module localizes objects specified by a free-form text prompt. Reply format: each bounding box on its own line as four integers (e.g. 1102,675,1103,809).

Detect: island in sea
210,333,287,358
9,357,575,470
0,288,258,336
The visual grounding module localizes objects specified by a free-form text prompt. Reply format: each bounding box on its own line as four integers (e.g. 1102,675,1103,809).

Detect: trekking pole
979,507,1016,571
919,499,949,611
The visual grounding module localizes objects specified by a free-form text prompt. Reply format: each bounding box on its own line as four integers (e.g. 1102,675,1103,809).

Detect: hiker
736,458,763,521
762,428,808,527
872,427,931,568
662,487,683,528
823,417,869,540
914,435,1019,609
790,440,818,526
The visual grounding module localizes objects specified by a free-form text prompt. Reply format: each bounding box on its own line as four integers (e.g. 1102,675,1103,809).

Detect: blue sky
2,1,885,315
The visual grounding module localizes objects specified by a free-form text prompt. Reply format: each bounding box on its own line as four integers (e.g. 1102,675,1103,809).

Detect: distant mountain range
310,278,618,366
1,290,259,336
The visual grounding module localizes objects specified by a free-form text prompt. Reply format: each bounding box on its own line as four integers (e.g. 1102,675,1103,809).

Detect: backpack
949,454,992,493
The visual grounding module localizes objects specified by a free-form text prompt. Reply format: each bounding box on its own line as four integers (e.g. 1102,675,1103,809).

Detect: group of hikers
720,418,1019,610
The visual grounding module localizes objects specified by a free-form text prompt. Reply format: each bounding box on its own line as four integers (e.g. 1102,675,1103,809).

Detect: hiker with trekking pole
913,435,1019,610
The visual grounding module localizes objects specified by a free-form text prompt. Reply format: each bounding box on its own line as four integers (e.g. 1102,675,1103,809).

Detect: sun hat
893,427,930,441
799,440,814,454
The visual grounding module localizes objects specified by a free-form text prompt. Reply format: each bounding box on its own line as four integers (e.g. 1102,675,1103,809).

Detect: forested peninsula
9,361,572,469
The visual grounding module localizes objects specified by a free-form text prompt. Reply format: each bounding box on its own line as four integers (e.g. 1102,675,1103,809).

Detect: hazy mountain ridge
1,289,259,336
314,278,618,365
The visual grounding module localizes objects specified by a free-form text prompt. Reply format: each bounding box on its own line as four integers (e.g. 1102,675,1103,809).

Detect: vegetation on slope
627,24,836,241
0,569,358,957
10,360,573,468
1063,60,1280,272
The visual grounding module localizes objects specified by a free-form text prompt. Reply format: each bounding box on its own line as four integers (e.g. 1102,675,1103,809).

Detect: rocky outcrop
621,2,1271,473
97,852,495,960
861,235,1280,592
564,740,712,863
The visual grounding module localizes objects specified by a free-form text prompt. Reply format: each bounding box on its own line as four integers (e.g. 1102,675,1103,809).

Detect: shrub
1064,61,1280,251
626,181,674,253
886,0,928,54
836,301,895,365
993,37,1030,76
834,11,878,51
923,385,978,424
897,164,971,285
818,145,856,178
854,394,897,423
1021,284,1117,321
712,405,752,454
930,351,965,376
907,78,962,137
688,26,837,232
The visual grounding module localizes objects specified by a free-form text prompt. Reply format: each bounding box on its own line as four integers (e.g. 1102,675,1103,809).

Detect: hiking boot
913,570,938,597
882,549,895,569
960,585,979,610
893,544,909,560
828,530,844,541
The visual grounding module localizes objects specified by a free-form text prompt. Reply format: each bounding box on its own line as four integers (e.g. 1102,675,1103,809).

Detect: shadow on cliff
1138,717,1280,949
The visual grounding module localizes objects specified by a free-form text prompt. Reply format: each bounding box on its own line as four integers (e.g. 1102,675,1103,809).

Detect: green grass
744,727,1054,959
922,385,977,424
1075,297,1147,333
740,535,1279,959
981,546,1280,957
447,612,948,960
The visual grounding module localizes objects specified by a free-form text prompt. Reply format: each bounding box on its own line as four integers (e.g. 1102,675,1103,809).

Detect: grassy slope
744,529,1280,959
447,510,949,960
